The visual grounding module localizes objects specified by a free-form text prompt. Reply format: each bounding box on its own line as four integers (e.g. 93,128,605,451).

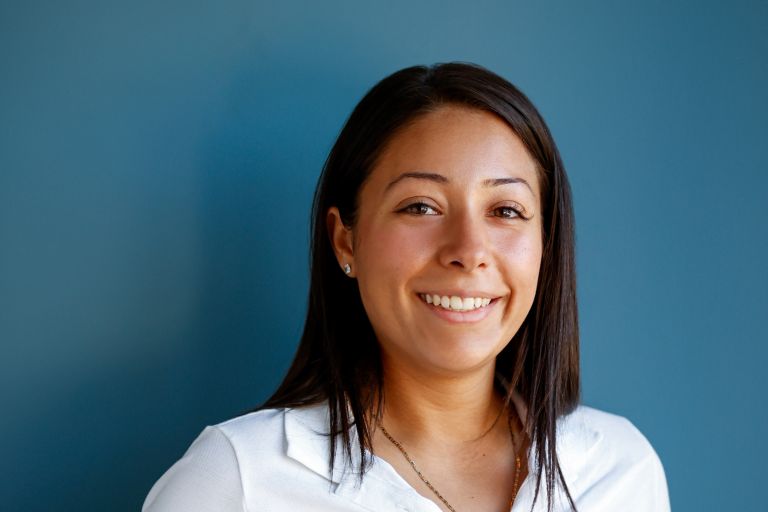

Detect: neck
377,359,506,447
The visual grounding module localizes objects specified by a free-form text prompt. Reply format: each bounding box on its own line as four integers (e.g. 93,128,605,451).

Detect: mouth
416,292,502,324
417,293,499,311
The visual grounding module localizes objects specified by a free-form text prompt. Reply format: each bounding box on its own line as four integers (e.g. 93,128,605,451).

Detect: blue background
2,1,766,510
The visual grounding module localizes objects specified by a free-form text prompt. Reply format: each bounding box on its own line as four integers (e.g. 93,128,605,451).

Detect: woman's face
329,105,543,377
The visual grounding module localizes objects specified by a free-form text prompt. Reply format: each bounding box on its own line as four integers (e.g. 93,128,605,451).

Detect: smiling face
328,105,544,378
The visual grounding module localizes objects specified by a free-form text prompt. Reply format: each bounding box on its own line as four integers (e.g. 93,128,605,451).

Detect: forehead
367,105,540,197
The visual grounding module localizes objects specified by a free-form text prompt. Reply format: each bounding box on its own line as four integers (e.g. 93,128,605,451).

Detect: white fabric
143,401,670,512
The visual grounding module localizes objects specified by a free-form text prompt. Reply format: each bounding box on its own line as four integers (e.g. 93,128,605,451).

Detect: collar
283,396,602,509
500,376,601,488
283,401,354,484
284,402,429,510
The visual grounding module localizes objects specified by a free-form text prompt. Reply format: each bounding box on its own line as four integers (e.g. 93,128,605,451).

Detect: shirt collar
283,401,356,484
284,402,444,511
498,373,601,486
283,394,602,502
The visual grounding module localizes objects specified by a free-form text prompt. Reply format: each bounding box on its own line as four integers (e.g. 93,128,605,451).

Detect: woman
143,62,670,512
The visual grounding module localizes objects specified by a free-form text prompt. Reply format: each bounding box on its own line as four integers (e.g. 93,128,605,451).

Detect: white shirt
143,401,670,512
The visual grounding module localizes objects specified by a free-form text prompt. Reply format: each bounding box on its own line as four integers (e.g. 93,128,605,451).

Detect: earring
343,263,351,275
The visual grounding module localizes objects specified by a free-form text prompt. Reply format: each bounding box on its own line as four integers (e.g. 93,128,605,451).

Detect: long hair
260,62,580,511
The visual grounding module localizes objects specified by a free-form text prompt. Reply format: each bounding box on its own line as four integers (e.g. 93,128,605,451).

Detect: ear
326,206,355,277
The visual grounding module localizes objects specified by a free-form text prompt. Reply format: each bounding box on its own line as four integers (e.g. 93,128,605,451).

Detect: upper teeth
419,294,492,311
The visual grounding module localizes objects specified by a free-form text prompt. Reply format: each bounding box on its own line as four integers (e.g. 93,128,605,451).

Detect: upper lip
417,289,503,299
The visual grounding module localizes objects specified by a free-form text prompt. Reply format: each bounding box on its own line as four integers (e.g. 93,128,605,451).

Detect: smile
418,293,493,312
416,292,500,324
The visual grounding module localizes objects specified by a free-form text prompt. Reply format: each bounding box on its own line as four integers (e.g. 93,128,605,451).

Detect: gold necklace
378,408,524,512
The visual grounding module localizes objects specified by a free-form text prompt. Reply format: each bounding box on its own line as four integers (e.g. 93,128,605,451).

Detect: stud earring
343,263,351,275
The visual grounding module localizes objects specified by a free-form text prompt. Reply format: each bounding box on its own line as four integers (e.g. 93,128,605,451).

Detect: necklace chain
378,408,524,512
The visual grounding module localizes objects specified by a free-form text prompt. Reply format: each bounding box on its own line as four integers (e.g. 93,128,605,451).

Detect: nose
437,208,489,272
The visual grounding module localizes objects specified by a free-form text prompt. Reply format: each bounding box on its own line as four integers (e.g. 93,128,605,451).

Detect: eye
399,202,440,216
492,204,526,220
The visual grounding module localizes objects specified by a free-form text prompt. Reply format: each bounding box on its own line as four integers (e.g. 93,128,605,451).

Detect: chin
417,341,502,375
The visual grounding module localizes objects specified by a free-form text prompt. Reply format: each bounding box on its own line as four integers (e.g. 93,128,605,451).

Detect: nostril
449,258,487,270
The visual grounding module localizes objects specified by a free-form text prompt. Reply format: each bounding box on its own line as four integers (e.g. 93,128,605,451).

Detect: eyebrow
384,171,534,194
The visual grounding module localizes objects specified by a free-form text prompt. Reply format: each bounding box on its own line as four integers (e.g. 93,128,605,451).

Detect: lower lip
417,294,499,324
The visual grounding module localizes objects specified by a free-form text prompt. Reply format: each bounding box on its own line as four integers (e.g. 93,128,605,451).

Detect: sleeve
623,441,671,512
604,419,671,512
646,447,671,512
142,426,246,512
573,414,671,512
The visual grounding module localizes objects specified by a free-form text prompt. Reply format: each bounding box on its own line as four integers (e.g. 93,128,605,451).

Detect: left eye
493,206,522,219
401,202,439,215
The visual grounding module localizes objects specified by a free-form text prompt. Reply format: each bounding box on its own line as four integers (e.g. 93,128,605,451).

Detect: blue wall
2,1,766,510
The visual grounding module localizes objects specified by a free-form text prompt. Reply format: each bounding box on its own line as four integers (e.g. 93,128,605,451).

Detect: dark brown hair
260,62,580,511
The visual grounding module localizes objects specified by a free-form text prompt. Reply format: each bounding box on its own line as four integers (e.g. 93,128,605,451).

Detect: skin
327,105,543,511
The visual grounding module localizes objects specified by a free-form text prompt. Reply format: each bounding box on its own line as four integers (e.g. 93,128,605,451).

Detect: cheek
492,229,543,290
357,221,433,278
354,221,434,342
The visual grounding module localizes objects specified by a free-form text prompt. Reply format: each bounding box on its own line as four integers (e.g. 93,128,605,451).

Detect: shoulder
561,405,657,460
554,405,671,511
216,407,287,448
142,408,290,512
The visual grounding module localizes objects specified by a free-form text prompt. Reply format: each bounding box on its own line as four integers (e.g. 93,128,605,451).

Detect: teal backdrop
2,1,766,510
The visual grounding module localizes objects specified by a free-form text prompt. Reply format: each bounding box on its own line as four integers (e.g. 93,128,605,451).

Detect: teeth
419,294,494,311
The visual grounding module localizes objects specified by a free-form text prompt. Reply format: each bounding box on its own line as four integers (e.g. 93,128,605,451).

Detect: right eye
400,202,440,215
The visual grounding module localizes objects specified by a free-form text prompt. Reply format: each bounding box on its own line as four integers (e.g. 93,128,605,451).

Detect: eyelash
399,202,527,220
